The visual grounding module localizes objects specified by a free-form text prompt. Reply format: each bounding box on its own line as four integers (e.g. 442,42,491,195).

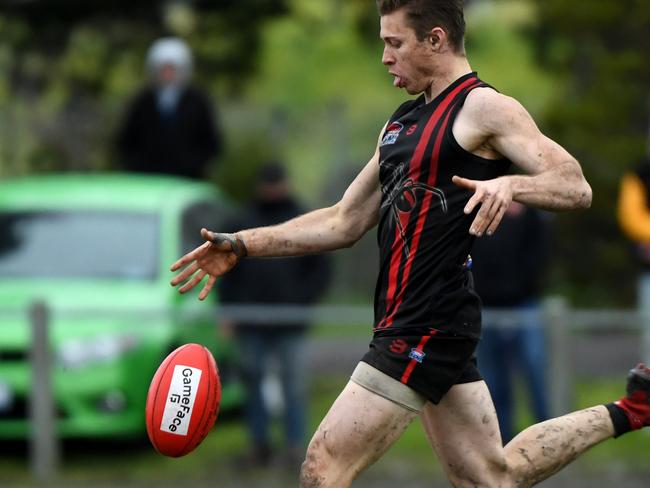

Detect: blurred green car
0,173,243,439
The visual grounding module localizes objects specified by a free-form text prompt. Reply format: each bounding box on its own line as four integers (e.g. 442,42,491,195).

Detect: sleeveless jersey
374,72,510,339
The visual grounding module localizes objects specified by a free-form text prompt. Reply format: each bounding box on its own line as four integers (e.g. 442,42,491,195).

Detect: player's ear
428,27,445,52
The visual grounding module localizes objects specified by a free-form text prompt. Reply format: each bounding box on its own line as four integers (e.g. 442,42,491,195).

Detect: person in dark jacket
472,201,551,443
219,163,331,468
116,37,222,179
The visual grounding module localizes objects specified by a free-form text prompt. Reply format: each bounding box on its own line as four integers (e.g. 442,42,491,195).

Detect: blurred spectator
618,157,650,365
219,162,332,469
116,37,223,179
472,202,551,443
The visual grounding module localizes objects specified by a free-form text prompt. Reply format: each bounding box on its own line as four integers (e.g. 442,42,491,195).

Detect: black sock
605,403,632,438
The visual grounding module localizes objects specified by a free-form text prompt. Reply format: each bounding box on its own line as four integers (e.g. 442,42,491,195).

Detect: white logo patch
160,365,202,436
380,122,404,147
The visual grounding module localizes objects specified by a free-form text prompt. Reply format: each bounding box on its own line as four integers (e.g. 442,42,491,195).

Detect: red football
146,343,221,457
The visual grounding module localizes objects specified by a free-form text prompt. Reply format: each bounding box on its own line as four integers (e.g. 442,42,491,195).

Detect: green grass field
0,376,648,487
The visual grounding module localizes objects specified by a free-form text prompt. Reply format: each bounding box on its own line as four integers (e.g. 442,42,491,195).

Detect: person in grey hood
116,37,223,179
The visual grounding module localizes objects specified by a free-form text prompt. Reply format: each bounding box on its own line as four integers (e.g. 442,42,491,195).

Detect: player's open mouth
391,73,405,88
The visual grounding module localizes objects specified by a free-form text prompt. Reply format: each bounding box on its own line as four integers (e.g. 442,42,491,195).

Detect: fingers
452,175,476,191
457,176,482,215
178,270,207,294
199,275,217,301
469,198,500,236
464,190,484,215
170,241,210,272
470,198,511,236
468,199,491,236
169,228,232,301
485,203,508,236
170,261,200,287
458,177,512,236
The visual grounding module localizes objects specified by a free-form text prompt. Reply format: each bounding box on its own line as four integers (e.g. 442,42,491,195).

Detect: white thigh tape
350,361,426,413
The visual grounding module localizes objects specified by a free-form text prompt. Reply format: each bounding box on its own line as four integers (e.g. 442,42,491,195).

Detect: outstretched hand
452,175,513,237
170,228,241,300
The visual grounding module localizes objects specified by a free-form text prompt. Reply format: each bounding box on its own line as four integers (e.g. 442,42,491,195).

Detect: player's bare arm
170,131,384,300
451,88,593,236
238,149,382,258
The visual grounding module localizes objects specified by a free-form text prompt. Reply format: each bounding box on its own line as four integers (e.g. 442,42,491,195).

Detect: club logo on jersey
380,122,404,147
409,348,426,363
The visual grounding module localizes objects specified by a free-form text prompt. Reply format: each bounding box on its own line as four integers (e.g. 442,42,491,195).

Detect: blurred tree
4,0,288,92
0,0,288,175
529,0,650,304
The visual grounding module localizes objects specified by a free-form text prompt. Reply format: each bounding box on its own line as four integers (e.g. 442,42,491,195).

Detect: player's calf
606,363,650,436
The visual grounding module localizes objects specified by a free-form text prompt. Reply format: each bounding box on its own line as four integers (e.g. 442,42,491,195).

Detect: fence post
640,301,650,367
544,296,573,418
29,301,59,482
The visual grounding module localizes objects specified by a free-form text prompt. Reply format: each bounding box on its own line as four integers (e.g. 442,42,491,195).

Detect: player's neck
424,58,472,104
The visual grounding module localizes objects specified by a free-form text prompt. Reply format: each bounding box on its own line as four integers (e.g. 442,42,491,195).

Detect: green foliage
0,1,289,176
529,0,650,305
466,1,557,114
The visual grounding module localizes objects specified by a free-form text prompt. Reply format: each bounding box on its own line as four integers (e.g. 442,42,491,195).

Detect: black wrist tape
605,403,632,438
211,233,248,259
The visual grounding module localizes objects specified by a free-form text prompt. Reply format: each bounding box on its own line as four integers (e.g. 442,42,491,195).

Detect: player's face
380,9,435,95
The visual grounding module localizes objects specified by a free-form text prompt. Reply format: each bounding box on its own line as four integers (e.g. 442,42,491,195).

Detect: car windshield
0,211,159,280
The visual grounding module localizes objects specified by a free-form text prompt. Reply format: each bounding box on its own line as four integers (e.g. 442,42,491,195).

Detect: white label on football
160,365,203,436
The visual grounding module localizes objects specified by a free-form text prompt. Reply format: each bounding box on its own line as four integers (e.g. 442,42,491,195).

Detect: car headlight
58,334,140,370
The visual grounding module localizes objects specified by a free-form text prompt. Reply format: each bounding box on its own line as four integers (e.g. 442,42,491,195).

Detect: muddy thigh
300,380,418,488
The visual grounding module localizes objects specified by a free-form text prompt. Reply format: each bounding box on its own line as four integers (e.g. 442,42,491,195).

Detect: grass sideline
0,376,647,487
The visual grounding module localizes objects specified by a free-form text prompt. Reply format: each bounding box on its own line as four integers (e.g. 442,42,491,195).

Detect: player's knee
299,437,335,488
445,454,512,488
299,457,326,487
486,454,510,476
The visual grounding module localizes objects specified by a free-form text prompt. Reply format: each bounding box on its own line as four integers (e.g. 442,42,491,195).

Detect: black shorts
360,327,481,405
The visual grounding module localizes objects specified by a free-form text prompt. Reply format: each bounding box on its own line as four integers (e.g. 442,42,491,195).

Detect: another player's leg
517,322,550,423
299,377,418,488
477,326,514,442
236,331,273,467
277,331,309,469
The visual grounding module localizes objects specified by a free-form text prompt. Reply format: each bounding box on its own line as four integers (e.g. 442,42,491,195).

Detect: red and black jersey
373,72,510,339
